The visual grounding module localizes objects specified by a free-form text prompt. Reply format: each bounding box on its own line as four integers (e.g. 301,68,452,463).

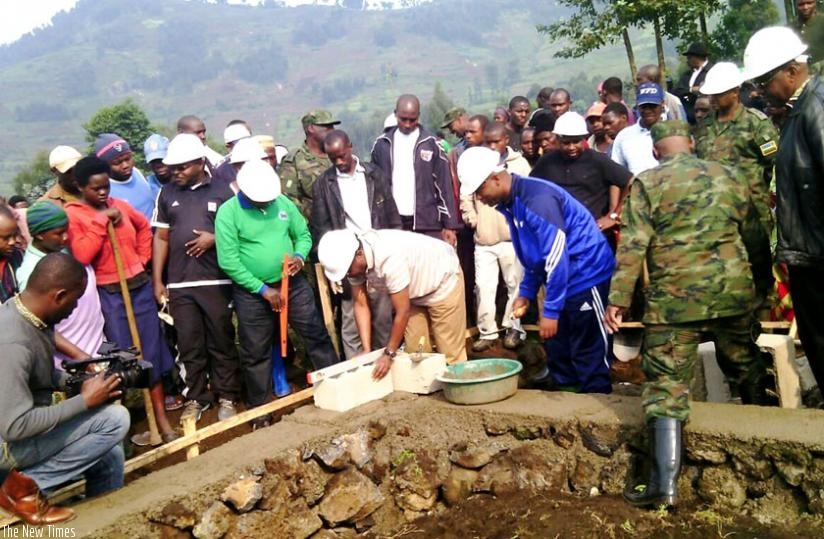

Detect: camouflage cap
301,109,341,128
650,120,691,144
440,107,467,129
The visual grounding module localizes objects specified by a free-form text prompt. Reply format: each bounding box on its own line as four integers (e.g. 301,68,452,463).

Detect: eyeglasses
753,65,786,89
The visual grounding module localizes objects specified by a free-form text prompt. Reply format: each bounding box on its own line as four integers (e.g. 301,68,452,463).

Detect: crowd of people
2,3,824,523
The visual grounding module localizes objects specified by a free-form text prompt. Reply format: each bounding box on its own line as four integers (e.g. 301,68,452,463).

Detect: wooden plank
758,333,802,409
315,263,341,358
182,416,199,460
124,387,313,473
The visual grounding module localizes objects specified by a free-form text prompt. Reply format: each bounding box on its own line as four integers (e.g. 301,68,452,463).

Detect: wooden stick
315,263,341,357
280,255,290,357
182,416,199,460
107,222,161,446
124,388,313,473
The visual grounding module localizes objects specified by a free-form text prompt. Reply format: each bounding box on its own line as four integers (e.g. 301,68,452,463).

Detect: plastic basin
436,358,523,405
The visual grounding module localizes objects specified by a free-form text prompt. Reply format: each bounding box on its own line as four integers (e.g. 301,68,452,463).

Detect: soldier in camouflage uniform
278,110,340,224
695,62,779,308
605,121,772,509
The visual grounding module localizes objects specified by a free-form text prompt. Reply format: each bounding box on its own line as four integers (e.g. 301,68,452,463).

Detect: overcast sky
0,0,79,45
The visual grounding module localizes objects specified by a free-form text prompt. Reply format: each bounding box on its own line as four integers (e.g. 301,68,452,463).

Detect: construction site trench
35,390,824,538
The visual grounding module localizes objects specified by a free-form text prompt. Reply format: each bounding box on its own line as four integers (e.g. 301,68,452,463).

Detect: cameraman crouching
0,253,129,525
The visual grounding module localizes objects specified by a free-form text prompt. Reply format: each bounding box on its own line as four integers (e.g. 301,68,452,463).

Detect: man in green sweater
216,160,339,427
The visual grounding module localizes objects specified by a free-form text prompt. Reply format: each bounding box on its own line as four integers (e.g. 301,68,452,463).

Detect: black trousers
169,285,239,404
233,275,339,408
789,265,824,389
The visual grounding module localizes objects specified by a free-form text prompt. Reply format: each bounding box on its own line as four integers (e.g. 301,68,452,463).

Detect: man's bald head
395,94,421,134
27,252,86,295
323,129,351,150
177,115,207,143
637,64,662,85
395,94,420,114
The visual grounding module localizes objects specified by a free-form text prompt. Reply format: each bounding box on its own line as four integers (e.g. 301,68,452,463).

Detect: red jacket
65,198,151,285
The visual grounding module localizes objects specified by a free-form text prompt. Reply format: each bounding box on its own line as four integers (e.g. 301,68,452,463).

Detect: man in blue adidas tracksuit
457,146,615,393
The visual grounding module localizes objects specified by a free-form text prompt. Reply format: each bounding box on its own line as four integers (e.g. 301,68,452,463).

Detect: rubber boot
271,347,291,398
624,417,682,508
0,470,75,525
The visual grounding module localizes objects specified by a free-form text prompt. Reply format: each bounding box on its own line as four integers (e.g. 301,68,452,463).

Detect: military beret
301,110,341,128
440,107,467,129
650,121,691,144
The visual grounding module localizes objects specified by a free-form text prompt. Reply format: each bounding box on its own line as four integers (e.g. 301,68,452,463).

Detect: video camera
62,344,153,397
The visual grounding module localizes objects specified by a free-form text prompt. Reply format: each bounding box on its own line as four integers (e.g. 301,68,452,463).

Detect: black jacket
370,126,461,231
775,75,824,267
673,61,713,124
310,160,402,255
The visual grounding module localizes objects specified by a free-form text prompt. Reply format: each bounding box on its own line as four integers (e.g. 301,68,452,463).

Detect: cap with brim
253,135,275,149
237,159,281,203
457,146,505,196
636,82,664,106
230,137,267,164
48,145,82,173
224,124,252,145
317,229,360,283
163,134,206,166
301,109,341,128
684,42,709,57
585,102,606,119
144,134,170,163
440,107,466,129
699,62,743,95
553,112,590,137
650,121,691,144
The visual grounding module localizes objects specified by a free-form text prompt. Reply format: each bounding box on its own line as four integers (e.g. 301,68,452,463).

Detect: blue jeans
233,274,339,407
3,405,130,497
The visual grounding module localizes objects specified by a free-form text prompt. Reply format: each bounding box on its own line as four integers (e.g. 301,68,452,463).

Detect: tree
711,0,780,60
12,151,52,201
424,82,456,134
83,99,153,170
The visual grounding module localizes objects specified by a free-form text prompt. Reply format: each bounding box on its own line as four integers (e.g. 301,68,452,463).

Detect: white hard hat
457,146,504,196
230,137,266,164
700,62,744,95
162,134,206,166
742,26,808,81
317,229,360,283
236,159,281,203
223,123,251,145
553,111,590,137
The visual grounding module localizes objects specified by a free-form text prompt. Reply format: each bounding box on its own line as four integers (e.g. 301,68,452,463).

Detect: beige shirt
350,229,460,306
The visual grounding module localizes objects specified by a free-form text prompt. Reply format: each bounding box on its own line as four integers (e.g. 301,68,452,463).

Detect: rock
513,425,542,440
392,450,442,512
367,418,388,440
449,442,504,469
329,528,360,538
483,417,511,436
280,504,324,539
598,450,631,496
763,442,812,487
318,468,384,526
746,476,804,527
305,439,350,471
697,467,747,508
193,501,235,539
220,476,263,513
300,459,332,506
264,450,305,497
442,467,478,506
258,474,293,512
473,455,517,495
685,436,727,465
548,424,576,449
148,501,198,530
676,465,700,505
570,456,599,493
801,460,824,515
728,441,773,481
580,424,620,458
341,430,372,469
475,445,567,496
589,487,600,497
227,506,322,539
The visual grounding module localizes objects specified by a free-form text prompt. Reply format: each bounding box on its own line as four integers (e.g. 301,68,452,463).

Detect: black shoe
251,414,272,431
624,417,682,508
503,329,524,349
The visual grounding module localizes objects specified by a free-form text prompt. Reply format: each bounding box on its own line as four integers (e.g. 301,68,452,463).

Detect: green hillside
0,0,675,194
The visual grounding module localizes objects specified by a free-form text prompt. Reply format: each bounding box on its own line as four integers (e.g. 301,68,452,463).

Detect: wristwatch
383,348,398,360
609,212,619,220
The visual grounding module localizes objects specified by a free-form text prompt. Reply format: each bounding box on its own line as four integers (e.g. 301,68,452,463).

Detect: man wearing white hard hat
213,136,267,192
223,121,252,152
215,160,339,426
152,133,240,425
743,26,824,391
695,61,779,309
317,227,466,381
531,111,632,251
457,146,615,394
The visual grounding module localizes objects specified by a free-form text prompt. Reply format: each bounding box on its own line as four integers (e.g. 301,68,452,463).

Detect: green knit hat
26,201,68,235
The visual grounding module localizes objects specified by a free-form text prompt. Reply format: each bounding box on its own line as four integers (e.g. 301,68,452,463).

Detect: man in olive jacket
312,130,402,359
